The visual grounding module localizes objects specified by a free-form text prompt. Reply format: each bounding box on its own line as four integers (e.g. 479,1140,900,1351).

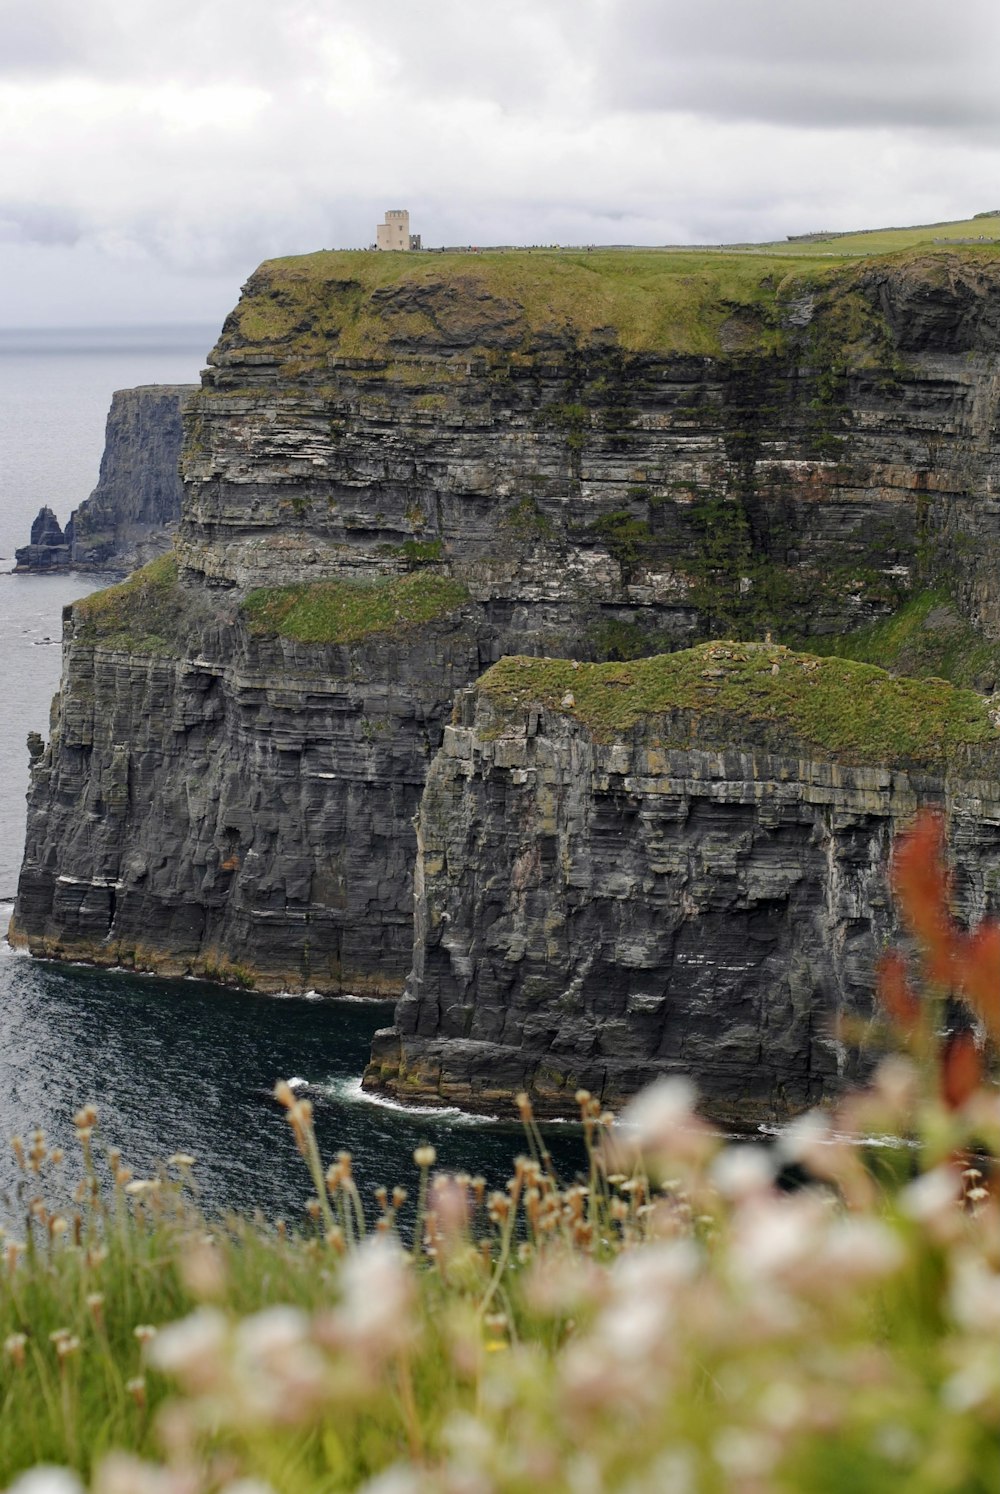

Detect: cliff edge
365,644,1000,1123
12,246,1000,1117
14,384,197,574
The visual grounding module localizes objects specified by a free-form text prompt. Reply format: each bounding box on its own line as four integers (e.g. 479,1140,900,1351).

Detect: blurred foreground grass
1,815,999,1494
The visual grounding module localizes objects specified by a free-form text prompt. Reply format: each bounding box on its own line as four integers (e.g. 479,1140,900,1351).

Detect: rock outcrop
364,646,1000,1124
12,249,1000,1116
14,385,197,574
14,507,70,571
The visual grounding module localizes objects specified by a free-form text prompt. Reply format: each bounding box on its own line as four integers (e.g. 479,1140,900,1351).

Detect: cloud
597,1,1000,130
1,0,1000,324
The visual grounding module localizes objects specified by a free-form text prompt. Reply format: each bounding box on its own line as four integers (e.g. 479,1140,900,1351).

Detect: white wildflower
5,1472,84,1494
816,1217,905,1283
710,1144,774,1199
899,1166,961,1225
147,1307,228,1392
949,1256,1000,1334
334,1236,415,1356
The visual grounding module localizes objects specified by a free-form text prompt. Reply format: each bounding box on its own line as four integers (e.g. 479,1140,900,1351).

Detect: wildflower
148,1308,227,1393
614,1076,713,1168
899,1166,962,1236
325,1236,416,1359
232,1306,328,1423
92,1452,187,1494
133,1325,157,1346
413,1145,436,1170
4,1332,27,1367
167,1153,196,1169
5,1469,84,1494
86,1293,105,1327
710,1145,774,1200
125,1376,146,1409
180,1239,227,1299
949,1256,1000,1334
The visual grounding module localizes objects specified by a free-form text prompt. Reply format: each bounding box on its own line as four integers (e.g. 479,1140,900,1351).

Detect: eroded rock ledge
364,645,1000,1124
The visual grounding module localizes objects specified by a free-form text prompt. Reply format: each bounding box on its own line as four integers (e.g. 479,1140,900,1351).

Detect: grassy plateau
478,641,998,768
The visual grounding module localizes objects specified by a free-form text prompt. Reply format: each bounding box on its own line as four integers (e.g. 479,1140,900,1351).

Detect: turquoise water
0,328,584,1223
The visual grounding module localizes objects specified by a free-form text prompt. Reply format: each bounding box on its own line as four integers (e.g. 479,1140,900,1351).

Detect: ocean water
0,328,582,1224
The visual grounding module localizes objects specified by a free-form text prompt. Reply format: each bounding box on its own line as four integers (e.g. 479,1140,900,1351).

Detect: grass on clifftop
761,211,1000,257
218,248,832,364
213,218,1000,369
805,589,1000,693
242,572,469,644
72,555,182,654
477,641,997,767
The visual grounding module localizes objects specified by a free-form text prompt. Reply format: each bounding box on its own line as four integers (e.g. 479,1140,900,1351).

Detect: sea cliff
14,384,196,573
364,645,1000,1123
12,245,1000,1111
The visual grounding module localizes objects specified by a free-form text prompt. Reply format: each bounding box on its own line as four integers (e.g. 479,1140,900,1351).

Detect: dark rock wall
14,386,197,574
12,598,484,992
14,253,1000,1018
365,690,1000,1123
70,385,198,569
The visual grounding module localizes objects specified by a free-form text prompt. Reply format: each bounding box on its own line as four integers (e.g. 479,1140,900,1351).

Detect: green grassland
72,556,183,654
759,211,1000,257
478,641,997,767
213,215,1000,369
242,572,469,644
806,589,1000,692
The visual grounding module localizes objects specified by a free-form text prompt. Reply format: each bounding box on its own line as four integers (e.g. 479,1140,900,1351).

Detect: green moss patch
242,572,469,644
73,555,183,654
805,590,1000,693
478,641,997,768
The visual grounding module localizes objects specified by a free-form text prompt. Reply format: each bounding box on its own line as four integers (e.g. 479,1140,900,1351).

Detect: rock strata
364,647,1000,1123
14,385,197,574
13,250,1000,1108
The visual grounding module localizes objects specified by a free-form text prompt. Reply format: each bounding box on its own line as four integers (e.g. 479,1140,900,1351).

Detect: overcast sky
3,0,999,327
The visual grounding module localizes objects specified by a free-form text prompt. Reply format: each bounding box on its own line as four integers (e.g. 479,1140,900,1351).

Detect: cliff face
364,647,1000,1124
12,250,1000,1053
14,385,196,573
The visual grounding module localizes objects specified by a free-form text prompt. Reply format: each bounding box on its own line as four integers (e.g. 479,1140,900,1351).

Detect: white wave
757,1121,917,1151
324,1075,501,1125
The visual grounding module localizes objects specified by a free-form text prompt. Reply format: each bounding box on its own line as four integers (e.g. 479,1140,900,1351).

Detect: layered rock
365,646,1000,1123
13,250,1000,1034
14,507,69,571
14,385,196,574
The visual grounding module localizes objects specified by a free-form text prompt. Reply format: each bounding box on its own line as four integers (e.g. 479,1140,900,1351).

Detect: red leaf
941,1031,982,1111
954,923,1000,1041
892,812,956,987
876,950,920,1035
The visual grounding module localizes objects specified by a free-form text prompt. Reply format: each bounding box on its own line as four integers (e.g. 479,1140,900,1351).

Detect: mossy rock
72,555,184,655
242,572,470,645
478,641,998,768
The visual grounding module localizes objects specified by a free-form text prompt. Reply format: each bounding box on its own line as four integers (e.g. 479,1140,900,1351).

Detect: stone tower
376,209,411,251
